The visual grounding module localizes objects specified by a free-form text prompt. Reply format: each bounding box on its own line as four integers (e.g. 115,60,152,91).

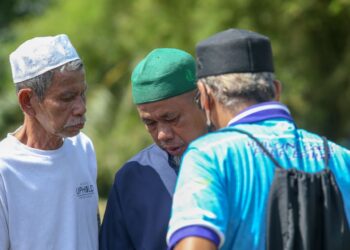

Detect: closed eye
61,88,87,102
61,94,76,102
165,116,178,123
142,119,156,126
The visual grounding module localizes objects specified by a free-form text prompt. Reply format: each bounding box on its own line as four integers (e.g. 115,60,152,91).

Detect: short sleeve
167,146,228,247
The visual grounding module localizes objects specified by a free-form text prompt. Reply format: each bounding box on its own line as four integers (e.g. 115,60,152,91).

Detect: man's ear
197,81,213,111
273,80,282,101
17,88,36,116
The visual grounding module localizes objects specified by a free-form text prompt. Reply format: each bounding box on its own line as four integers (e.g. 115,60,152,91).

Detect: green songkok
131,48,196,104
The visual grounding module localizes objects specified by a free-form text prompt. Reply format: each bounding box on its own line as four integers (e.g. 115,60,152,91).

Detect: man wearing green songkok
99,48,208,250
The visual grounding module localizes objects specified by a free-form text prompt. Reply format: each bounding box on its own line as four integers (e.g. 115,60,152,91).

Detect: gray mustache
63,116,86,128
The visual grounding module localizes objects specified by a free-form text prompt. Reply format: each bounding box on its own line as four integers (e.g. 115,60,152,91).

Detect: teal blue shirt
167,102,350,250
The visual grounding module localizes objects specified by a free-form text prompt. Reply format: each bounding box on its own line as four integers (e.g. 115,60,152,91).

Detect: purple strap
168,225,220,250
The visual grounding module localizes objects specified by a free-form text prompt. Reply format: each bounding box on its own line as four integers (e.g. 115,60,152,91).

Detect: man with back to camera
167,29,350,250
99,48,208,250
0,34,99,250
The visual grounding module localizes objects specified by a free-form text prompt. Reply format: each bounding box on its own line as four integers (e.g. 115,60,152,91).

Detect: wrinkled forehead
47,69,87,94
137,100,180,121
137,90,195,111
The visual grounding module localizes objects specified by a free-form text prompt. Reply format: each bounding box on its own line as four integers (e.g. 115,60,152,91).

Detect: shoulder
324,137,350,162
113,160,171,202
116,144,165,178
127,144,167,163
117,144,169,174
114,144,170,187
70,131,93,144
299,129,350,153
0,136,18,172
0,136,16,156
65,132,95,151
188,128,244,154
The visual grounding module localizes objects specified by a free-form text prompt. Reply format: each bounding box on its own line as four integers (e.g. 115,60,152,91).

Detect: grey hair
199,72,276,112
15,59,84,101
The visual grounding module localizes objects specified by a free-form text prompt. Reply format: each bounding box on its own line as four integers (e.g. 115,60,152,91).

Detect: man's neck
14,116,63,150
217,101,256,128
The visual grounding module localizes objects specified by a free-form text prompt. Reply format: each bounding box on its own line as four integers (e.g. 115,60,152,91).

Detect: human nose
73,95,86,116
157,124,174,142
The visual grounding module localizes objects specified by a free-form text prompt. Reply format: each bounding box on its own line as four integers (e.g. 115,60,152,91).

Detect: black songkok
196,28,274,78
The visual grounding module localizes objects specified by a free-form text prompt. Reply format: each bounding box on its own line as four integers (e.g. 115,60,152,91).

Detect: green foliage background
1,0,350,197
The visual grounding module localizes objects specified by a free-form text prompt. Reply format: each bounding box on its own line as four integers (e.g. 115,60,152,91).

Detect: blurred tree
0,0,52,33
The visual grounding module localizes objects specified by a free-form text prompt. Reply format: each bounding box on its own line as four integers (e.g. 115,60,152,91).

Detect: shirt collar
227,101,294,127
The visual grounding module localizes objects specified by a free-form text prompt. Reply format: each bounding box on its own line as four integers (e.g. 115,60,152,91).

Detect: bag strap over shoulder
322,136,330,168
230,128,283,168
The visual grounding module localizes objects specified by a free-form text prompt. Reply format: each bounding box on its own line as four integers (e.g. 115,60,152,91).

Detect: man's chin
62,124,85,137
165,145,186,156
59,129,81,138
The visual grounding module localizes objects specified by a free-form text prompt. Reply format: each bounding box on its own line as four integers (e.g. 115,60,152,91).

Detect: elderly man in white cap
0,34,99,250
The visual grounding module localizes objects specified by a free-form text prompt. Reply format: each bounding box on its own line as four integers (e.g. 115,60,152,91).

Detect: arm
167,147,227,249
175,237,217,250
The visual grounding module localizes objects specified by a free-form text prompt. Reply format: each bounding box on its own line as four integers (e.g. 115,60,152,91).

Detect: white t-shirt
0,131,99,250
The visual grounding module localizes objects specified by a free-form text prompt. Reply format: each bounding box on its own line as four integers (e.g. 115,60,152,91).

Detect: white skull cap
9,34,80,83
